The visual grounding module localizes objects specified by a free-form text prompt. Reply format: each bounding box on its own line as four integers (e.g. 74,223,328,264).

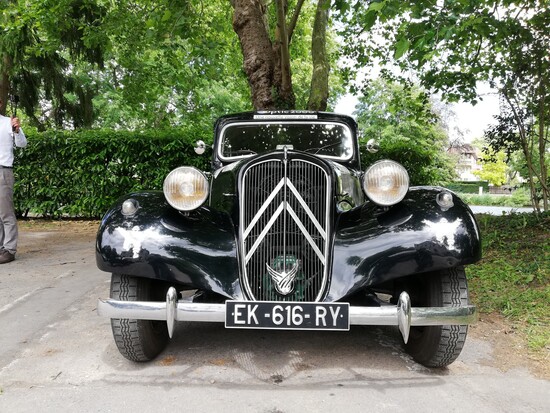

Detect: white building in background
447,144,482,181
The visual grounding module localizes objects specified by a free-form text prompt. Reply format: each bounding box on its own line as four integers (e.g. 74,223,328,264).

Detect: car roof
214,111,358,129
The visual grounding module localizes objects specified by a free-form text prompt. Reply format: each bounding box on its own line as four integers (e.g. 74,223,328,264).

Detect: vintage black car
96,111,481,367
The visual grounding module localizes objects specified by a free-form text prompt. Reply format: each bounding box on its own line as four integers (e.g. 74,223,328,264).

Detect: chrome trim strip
243,178,285,238
286,204,325,264
286,179,326,238
243,177,327,245
244,202,285,263
245,200,325,265
97,295,478,343
253,114,318,120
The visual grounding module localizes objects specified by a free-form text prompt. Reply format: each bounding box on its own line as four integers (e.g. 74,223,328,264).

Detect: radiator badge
266,256,299,296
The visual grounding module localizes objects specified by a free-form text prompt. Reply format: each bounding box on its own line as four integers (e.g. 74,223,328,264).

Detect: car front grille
240,156,330,302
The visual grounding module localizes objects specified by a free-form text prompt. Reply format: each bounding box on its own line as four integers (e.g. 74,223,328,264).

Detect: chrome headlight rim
163,166,209,211
121,198,140,216
362,160,409,206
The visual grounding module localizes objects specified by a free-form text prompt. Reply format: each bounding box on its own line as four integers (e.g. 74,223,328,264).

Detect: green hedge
457,188,532,208
13,128,211,218
13,128,475,218
446,181,489,194
359,137,455,187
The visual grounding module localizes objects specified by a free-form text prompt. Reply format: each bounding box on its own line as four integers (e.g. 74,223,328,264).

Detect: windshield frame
217,120,355,162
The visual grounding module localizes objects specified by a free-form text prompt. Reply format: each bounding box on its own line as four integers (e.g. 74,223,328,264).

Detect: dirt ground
15,219,550,380
470,314,550,379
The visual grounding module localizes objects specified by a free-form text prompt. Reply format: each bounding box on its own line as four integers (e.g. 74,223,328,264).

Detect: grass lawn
468,212,550,353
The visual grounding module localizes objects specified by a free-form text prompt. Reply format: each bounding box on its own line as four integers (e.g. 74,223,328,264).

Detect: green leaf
162,10,172,22
394,37,410,59
368,1,386,12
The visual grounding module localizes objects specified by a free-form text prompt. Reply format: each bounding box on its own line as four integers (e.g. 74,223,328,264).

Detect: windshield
218,121,354,161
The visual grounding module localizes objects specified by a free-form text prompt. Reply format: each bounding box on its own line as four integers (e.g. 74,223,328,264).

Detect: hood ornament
266,260,299,296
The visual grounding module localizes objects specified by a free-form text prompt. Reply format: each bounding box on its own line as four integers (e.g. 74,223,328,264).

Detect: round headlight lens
163,167,209,211
363,160,409,206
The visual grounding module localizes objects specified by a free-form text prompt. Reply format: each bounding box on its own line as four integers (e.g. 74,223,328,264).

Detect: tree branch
287,0,305,44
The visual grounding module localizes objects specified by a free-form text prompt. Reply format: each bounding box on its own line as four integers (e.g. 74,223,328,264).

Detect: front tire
403,267,470,367
110,274,169,362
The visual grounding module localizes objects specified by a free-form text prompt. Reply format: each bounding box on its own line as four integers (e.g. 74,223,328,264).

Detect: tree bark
232,0,329,111
307,0,330,111
287,0,305,43
503,91,541,213
273,0,295,109
0,55,12,116
537,70,548,210
232,0,275,110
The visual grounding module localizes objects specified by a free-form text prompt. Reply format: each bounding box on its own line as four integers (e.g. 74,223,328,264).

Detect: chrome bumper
97,288,477,344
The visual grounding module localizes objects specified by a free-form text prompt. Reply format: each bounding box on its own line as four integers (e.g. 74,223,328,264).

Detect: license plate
225,301,350,331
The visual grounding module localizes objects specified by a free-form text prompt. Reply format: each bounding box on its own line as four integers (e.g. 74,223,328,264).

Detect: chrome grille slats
240,157,330,302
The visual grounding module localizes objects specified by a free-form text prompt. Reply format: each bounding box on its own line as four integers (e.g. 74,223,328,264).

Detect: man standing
0,99,27,264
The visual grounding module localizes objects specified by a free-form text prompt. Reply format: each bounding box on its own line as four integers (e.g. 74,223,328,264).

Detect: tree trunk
537,72,548,211
503,91,541,213
273,0,295,109
76,85,95,128
232,0,331,111
0,55,12,116
232,0,275,110
307,0,330,111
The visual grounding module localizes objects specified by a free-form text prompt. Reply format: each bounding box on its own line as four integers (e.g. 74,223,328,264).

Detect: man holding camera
0,98,27,264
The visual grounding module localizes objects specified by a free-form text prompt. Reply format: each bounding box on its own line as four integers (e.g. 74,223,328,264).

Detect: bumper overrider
97,288,477,344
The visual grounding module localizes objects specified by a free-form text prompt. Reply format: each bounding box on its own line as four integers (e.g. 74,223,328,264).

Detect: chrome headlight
363,160,409,206
163,167,209,211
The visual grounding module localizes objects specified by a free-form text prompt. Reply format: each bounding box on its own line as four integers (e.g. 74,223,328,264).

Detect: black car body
96,111,481,367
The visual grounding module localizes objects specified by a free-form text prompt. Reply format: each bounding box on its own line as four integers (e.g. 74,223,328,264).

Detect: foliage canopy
337,0,549,210
355,79,454,185
1,0,547,209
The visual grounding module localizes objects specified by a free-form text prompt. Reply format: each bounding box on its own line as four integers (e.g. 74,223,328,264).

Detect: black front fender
97,188,480,303
96,191,242,299
327,187,481,300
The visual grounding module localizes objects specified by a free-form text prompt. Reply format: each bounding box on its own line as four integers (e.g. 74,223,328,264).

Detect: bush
447,181,489,194
457,190,532,208
13,128,211,218
463,194,493,206
360,140,454,186
509,187,531,207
